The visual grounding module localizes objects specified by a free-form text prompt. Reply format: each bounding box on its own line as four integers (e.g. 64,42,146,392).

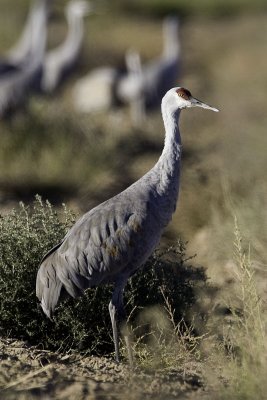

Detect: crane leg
109,300,120,363
109,281,134,366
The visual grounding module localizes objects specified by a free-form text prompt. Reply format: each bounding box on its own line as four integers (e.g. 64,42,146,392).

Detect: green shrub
0,196,75,346
0,197,207,355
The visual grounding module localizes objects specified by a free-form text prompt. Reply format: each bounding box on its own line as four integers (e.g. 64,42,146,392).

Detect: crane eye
176,88,191,100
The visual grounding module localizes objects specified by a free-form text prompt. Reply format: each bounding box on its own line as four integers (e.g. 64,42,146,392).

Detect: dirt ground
0,337,218,400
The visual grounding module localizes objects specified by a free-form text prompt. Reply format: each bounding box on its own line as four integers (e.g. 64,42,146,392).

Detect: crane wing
36,196,149,317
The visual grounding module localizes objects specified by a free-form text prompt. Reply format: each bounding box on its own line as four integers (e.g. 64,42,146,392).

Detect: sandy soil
0,338,216,400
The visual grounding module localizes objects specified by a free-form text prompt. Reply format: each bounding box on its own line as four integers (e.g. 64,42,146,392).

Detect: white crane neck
161,99,181,156
145,102,181,227
150,98,181,192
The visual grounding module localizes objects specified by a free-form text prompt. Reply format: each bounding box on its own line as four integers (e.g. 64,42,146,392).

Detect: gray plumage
41,0,90,93
36,87,218,363
0,0,48,117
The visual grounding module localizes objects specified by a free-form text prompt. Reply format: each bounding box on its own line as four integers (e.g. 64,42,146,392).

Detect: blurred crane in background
117,16,181,123
0,0,49,72
115,49,145,126
0,0,49,117
41,0,91,93
36,87,218,364
72,16,181,126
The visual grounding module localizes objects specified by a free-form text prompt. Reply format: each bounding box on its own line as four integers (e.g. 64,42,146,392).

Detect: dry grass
204,220,267,400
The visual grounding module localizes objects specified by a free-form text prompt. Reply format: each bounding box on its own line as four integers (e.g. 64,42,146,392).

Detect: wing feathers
36,258,63,319
36,201,145,317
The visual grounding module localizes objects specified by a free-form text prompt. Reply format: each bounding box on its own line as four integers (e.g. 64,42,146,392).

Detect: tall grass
221,219,266,399
205,219,267,399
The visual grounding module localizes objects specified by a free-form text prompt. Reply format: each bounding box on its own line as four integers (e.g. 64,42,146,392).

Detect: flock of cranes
0,0,181,125
0,0,47,116
0,1,219,363
0,0,90,116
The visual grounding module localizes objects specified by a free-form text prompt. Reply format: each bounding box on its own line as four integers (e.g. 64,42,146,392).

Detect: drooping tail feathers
36,241,87,318
36,242,66,319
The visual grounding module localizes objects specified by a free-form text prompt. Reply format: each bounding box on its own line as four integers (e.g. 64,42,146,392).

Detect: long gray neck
152,101,182,226
158,106,181,191
162,107,181,157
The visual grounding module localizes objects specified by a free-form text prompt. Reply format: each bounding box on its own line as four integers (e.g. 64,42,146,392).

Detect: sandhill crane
41,0,91,93
0,0,48,117
116,16,181,122
0,0,49,71
36,87,218,363
7,0,50,65
112,49,145,126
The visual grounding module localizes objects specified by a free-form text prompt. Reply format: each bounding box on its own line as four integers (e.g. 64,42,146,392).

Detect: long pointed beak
191,97,219,112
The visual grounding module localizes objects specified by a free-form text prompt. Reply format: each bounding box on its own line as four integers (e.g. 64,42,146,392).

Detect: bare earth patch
0,338,215,400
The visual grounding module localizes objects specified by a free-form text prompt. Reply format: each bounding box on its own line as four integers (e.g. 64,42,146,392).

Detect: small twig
3,364,53,390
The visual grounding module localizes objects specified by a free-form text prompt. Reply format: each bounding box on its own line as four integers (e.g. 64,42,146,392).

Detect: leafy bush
0,196,207,355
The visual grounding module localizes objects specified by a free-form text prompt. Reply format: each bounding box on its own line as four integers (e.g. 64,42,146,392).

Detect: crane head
163,87,219,113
